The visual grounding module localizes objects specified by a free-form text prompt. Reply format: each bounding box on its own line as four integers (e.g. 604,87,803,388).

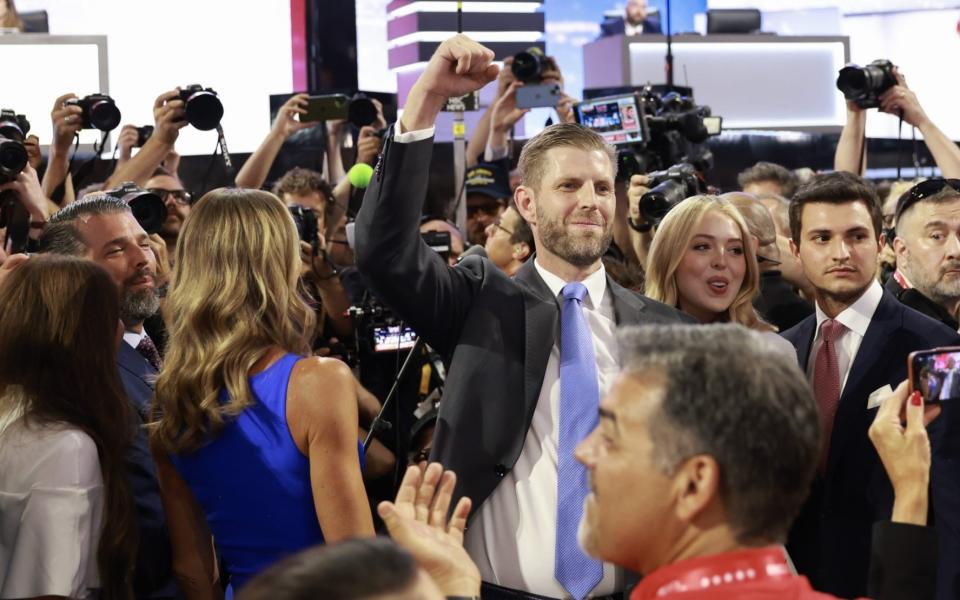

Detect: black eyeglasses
492,219,514,236
895,178,960,222
148,188,193,206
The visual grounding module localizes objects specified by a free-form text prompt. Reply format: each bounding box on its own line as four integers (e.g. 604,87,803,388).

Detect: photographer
105,88,189,189
835,68,960,177
41,92,86,204
0,163,52,245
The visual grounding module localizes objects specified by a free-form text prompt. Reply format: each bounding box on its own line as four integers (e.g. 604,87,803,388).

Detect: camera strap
215,124,235,176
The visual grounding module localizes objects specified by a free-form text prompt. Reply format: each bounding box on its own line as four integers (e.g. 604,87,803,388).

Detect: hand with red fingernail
868,380,938,526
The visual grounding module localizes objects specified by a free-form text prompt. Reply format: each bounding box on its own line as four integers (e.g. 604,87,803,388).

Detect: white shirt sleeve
0,422,103,598
394,119,436,144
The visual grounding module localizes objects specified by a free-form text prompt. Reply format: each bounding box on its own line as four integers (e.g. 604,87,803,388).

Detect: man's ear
789,237,800,259
515,186,536,227
672,454,721,524
893,235,908,264
514,242,532,262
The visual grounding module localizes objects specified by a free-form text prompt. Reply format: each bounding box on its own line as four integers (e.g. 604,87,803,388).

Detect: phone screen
301,94,350,122
574,94,645,145
910,347,960,403
373,324,417,352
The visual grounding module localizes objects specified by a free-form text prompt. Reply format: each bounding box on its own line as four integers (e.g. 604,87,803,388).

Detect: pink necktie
813,319,844,472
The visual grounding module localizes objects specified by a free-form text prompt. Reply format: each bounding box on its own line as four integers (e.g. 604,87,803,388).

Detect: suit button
495,464,507,478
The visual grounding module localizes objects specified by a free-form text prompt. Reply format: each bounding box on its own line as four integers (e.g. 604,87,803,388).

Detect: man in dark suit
356,35,689,600
888,178,960,330
40,197,180,599
781,171,960,600
599,0,661,37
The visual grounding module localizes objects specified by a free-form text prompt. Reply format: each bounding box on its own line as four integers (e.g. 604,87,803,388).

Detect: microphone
457,244,487,263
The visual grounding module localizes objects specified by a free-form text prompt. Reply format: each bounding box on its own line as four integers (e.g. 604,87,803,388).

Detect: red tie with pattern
813,319,844,472
136,334,163,372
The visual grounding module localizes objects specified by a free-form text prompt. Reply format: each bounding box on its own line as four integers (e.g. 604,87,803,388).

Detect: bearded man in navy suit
781,171,960,600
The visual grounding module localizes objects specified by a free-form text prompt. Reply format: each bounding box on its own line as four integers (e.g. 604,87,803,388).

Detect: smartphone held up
908,347,960,404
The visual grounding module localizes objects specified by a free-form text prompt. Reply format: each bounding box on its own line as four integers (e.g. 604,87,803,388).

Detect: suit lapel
826,292,902,476
606,275,646,326
793,317,818,373
117,342,157,414
515,260,559,425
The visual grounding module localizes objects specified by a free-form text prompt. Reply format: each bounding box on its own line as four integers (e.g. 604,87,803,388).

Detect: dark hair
0,255,137,599
39,195,132,256
272,167,333,204
618,324,820,545
737,162,799,199
237,537,419,600
788,171,882,246
894,180,960,236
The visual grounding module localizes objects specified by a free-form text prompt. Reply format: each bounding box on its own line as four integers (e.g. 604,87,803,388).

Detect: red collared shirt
629,547,849,599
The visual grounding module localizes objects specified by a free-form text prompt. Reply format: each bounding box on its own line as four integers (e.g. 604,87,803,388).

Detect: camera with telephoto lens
179,85,224,131
511,46,553,83
64,94,122,132
135,125,154,148
0,109,29,185
348,93,378,129
836,59,897,110
288,204,319,254
639,163,705,224
105,182,167,235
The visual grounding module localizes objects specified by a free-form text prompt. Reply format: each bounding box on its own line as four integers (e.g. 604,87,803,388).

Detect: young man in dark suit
355,35,690,600
39,197,179,600
781,171,960,600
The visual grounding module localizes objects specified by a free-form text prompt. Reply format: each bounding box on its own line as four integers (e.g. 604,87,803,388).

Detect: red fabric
813,319,844,471
628,548,846,600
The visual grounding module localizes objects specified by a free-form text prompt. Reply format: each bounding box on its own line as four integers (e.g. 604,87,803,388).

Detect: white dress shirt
806,280,884,394
463,260,621,598
123,328,147,350
0,396,103,598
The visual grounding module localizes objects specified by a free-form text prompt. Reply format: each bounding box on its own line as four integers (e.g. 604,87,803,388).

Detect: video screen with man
574,94,646,145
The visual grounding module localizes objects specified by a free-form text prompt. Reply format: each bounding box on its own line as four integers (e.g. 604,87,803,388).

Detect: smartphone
908,347,960,403
574,93,648,146
516,83,562,109
300,94,350,122
373,323,417,352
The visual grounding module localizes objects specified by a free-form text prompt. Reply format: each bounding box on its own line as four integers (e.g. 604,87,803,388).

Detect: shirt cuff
394,119,436,144
484,143,509,163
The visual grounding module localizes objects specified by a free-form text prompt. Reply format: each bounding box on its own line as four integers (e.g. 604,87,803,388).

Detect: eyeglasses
492,219,514,236
149,188,193,206
895,178,960,222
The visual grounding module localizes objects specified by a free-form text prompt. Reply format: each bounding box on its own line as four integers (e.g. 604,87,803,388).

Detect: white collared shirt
624,21,645,36
806,280,884,394
122,328,147,350
464,259,622,598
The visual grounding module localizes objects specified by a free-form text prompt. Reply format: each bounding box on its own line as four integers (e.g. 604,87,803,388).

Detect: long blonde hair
152,188,315,453
645,195,774,332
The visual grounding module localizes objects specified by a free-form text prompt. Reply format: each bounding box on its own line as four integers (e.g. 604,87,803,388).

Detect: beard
906,260,960,306
120,267,160,326
536,205,613,268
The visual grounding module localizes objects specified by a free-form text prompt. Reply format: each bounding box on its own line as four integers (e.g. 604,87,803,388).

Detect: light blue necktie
555,282,603,600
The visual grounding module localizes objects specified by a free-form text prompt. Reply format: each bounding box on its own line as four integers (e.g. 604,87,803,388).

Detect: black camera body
105,181,167,235
836,59,897,109
639,163,704,224
288,204,319,253
511,46,552,83
179,84,224,131
135,125,154,148
65,94,122,131
0,109,29,184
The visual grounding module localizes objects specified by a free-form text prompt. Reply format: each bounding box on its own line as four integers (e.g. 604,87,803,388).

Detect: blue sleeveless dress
169,353,365,591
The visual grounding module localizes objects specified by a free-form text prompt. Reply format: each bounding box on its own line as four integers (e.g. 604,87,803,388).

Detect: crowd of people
1,29,960,600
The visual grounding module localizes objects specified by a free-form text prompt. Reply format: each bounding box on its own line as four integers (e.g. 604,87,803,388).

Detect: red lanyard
893,270,911,290
632,547,793,598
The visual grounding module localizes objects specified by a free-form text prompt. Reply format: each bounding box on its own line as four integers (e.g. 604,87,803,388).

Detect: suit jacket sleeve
868,521,938,600
354,131,483,357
